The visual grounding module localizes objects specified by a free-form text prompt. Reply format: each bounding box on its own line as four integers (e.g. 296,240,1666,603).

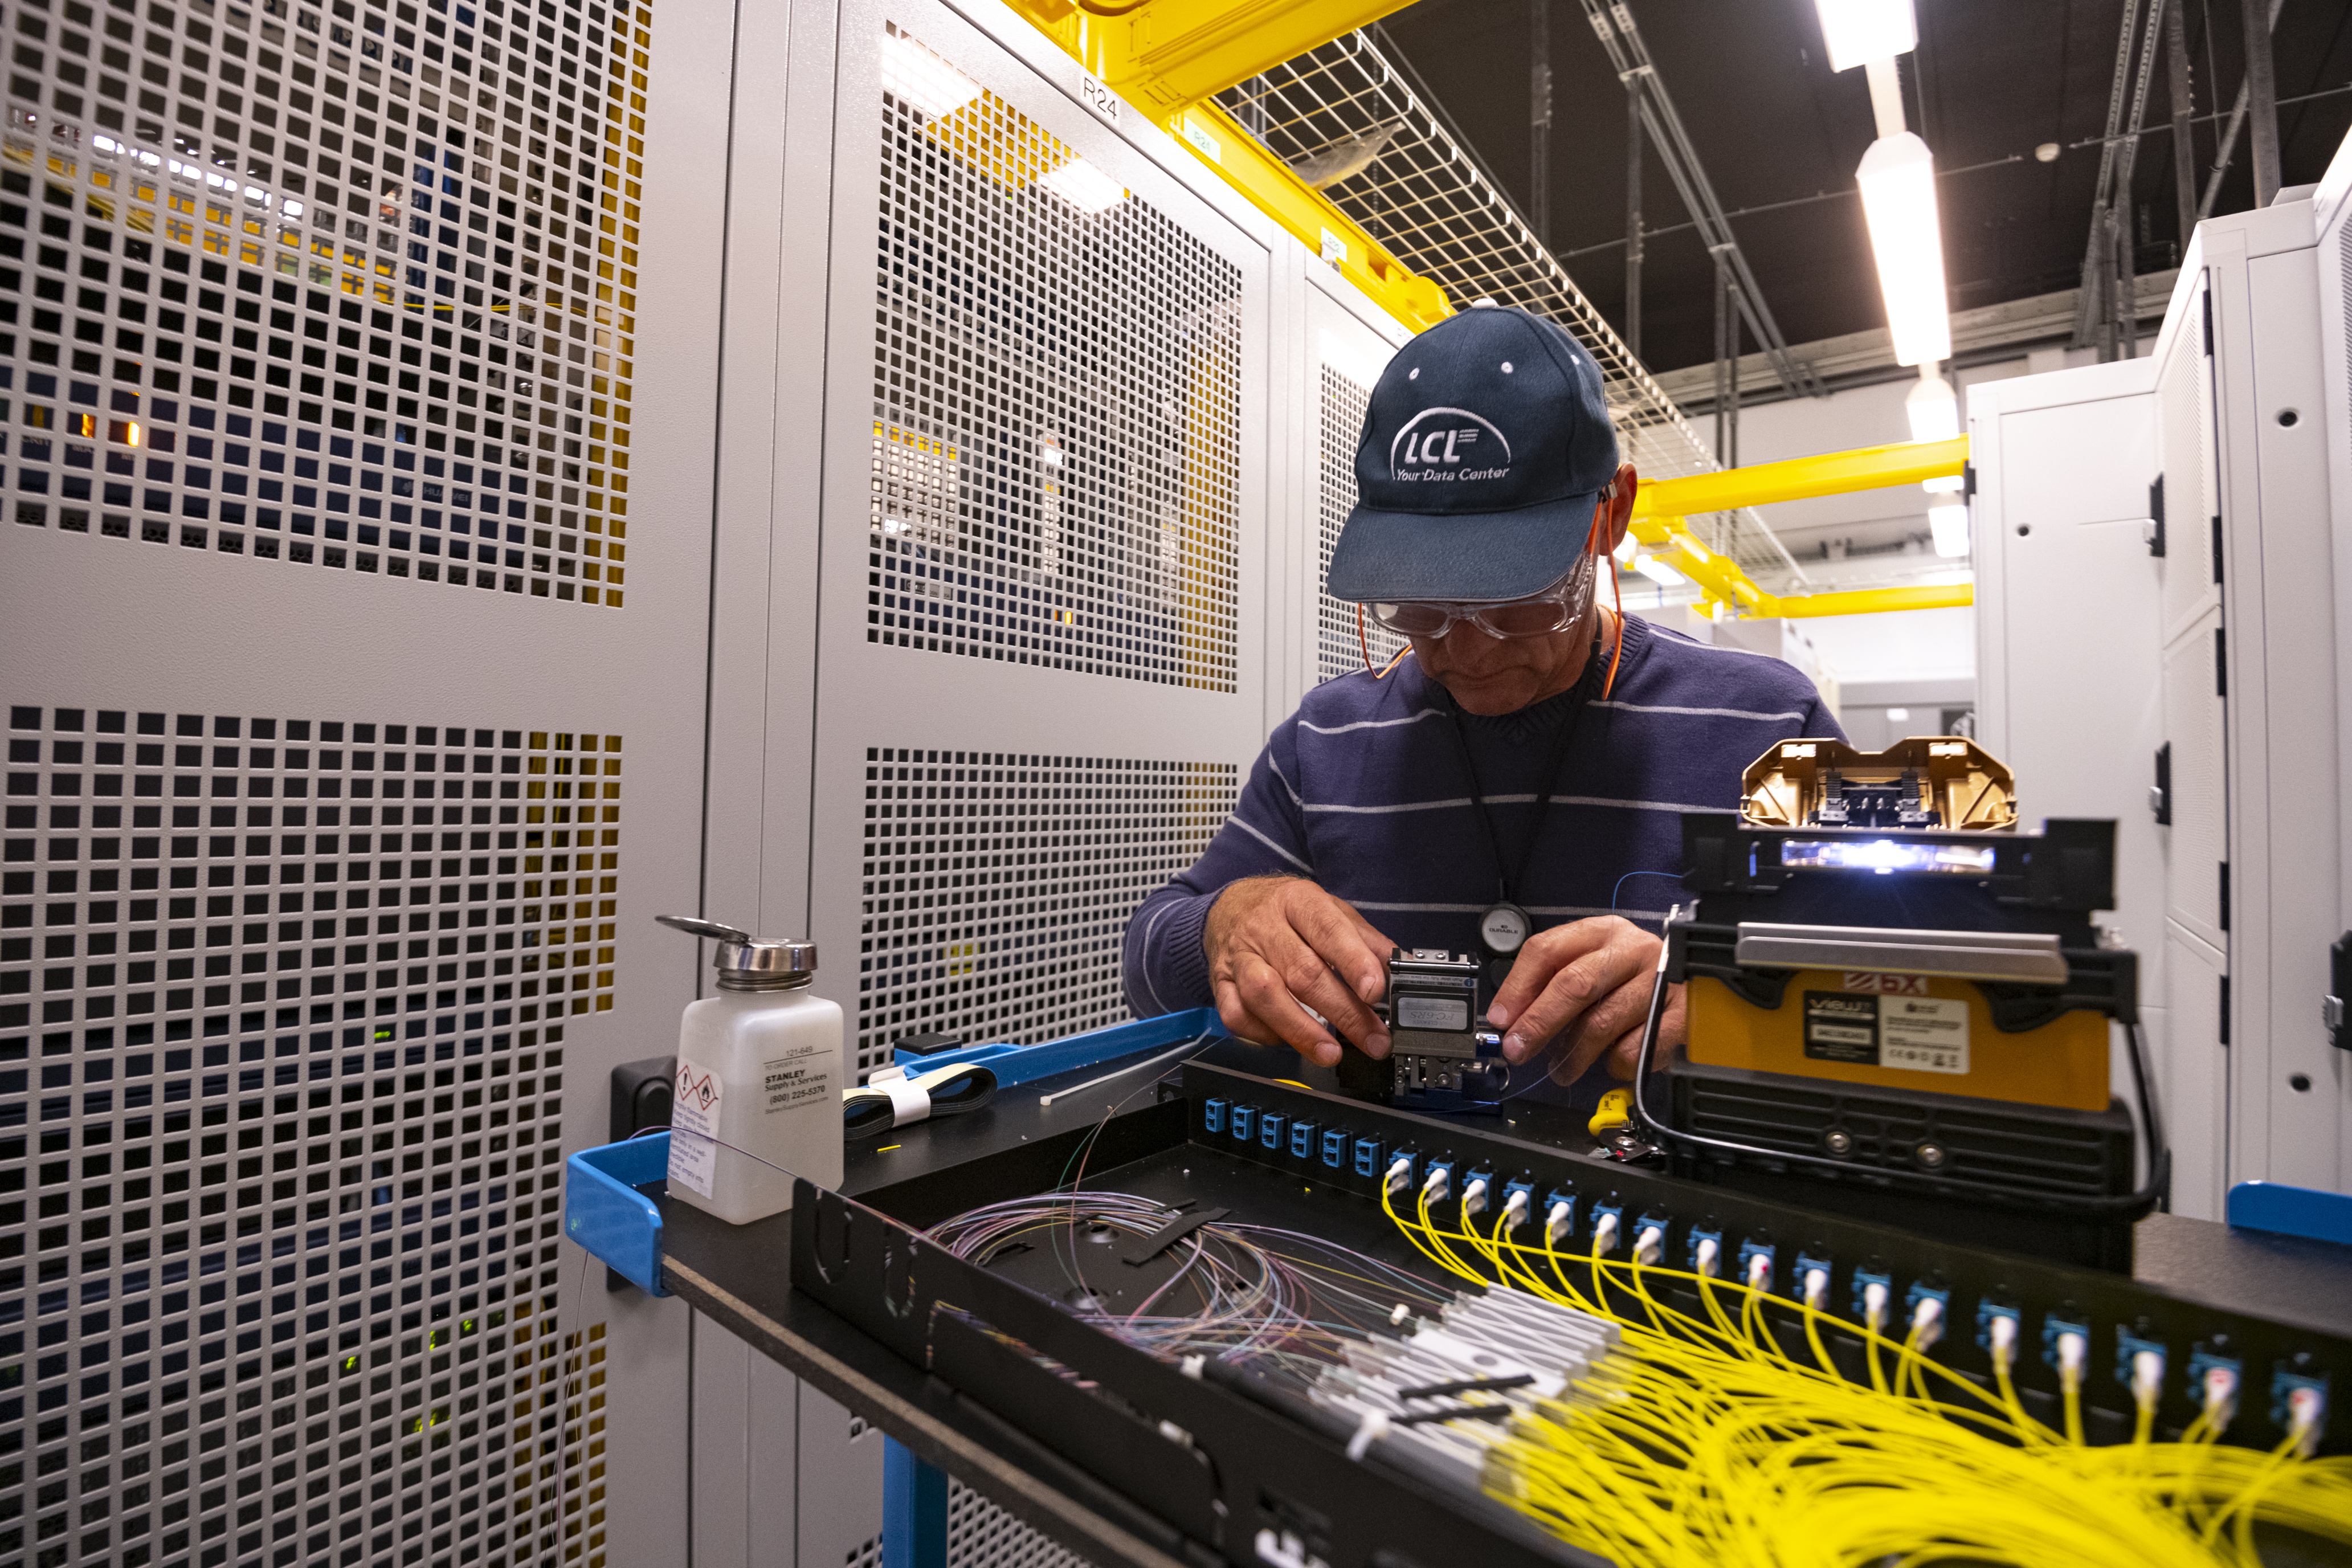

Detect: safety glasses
1369,552,1597,640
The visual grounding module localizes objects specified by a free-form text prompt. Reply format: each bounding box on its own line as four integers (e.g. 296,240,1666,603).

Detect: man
1122,303,1843,1100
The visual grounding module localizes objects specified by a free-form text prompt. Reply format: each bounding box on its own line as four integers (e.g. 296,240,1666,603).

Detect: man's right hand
1203,876,1395,1068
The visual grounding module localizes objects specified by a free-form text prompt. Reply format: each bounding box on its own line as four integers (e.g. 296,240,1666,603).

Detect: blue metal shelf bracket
564,1130,672,1295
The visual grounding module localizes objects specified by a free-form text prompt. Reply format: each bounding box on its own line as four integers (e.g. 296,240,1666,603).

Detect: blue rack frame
884,1006,1218,1087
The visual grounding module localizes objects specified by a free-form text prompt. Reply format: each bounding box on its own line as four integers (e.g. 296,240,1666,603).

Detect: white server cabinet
0,0,736,1559
2150,182,2345,1199
1965,360,2192,1209
2310,134,2352,1186
680,1,1418,1565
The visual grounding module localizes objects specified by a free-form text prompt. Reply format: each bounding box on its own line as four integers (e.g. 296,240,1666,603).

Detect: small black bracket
2328,932,2351,1052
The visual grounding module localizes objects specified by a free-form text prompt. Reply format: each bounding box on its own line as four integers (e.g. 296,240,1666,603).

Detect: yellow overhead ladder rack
1627,435,1973,620
998,0,1449,331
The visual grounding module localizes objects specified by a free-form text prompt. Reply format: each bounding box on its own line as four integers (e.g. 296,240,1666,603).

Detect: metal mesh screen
5,0,645,603
868,25,1243,692
1,699,618,1568
1313,364,1397,685
854,748,1236,1083
944,1477,1089,1568
1220,31,1803,587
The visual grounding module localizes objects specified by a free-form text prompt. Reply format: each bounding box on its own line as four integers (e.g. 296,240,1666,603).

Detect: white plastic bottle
656,916,843,1223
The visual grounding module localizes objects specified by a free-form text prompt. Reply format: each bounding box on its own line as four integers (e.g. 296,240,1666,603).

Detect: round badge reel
1479,902,1532,959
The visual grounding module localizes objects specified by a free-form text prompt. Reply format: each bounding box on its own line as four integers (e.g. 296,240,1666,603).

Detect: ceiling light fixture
1812,0,1917,74
1634,554,1687,587
1858,133,1953,367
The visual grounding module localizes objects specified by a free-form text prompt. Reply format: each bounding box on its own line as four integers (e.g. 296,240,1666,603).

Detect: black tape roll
843,1061,998,1141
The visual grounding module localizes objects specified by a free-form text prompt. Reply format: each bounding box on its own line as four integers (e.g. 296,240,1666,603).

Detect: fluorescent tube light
1634,554,1685,587
1857,133,1952,367
1929,500,1970,557
1036,157,1127,215
1613,530,1640,564
1814,0,1917,73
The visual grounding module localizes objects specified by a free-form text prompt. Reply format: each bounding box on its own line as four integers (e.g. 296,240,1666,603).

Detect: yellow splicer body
1685,969,2109,1112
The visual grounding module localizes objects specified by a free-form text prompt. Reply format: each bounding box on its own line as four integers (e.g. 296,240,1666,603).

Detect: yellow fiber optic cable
1372,1193,2352,1568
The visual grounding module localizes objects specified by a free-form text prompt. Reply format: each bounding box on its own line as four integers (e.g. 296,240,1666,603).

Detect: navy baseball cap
1326,303,1622,603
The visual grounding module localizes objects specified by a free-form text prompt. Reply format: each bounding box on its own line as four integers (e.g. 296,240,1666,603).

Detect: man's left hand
1486,916,1686,1084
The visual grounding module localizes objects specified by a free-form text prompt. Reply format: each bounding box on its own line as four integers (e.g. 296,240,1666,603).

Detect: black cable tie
1392,1403,1516,1427
1394,1373,1536,1401
1120,1206,1230,1267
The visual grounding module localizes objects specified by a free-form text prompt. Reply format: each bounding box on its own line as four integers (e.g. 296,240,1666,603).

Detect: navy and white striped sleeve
1121,716,1313,1016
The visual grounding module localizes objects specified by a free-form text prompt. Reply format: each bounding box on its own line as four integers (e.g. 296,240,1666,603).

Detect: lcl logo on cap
1389,406,1513,484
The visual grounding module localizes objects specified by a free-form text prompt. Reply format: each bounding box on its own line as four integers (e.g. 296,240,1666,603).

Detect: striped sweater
1123,614,1845,1039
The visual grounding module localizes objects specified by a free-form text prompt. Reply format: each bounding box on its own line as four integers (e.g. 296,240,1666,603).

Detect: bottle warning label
1802,991,1969,1074
668,1061,722,1198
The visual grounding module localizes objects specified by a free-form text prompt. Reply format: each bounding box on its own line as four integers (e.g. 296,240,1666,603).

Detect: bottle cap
655,915,817,991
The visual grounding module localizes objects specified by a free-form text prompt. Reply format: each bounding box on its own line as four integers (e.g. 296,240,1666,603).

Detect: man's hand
1487,916,1687,1085
1204,876,1395,1068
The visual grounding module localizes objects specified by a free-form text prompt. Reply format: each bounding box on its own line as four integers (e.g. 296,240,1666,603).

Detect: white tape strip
880,1075,932,1128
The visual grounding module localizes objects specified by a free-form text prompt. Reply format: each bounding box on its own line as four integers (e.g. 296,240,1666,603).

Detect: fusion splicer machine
1336,948,1512,1113
1634,737,2166,1271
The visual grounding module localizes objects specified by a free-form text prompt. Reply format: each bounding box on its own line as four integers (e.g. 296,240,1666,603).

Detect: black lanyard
1446,635,1602,906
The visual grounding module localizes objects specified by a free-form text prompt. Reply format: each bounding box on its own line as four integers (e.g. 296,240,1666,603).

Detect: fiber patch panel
1183,1061,2350,1455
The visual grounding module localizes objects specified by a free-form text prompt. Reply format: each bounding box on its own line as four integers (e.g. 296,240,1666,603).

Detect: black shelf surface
655,1034,1291,1568
650,1034,2352,1568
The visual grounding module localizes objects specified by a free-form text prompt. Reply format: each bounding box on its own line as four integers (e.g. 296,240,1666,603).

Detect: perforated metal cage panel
1,0,717,1556
3,0,643,596
804,0,1271,1098
869,24,1242,693
854,749,1235,1082
944,1477,1088,1568
1312,364,1396,685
